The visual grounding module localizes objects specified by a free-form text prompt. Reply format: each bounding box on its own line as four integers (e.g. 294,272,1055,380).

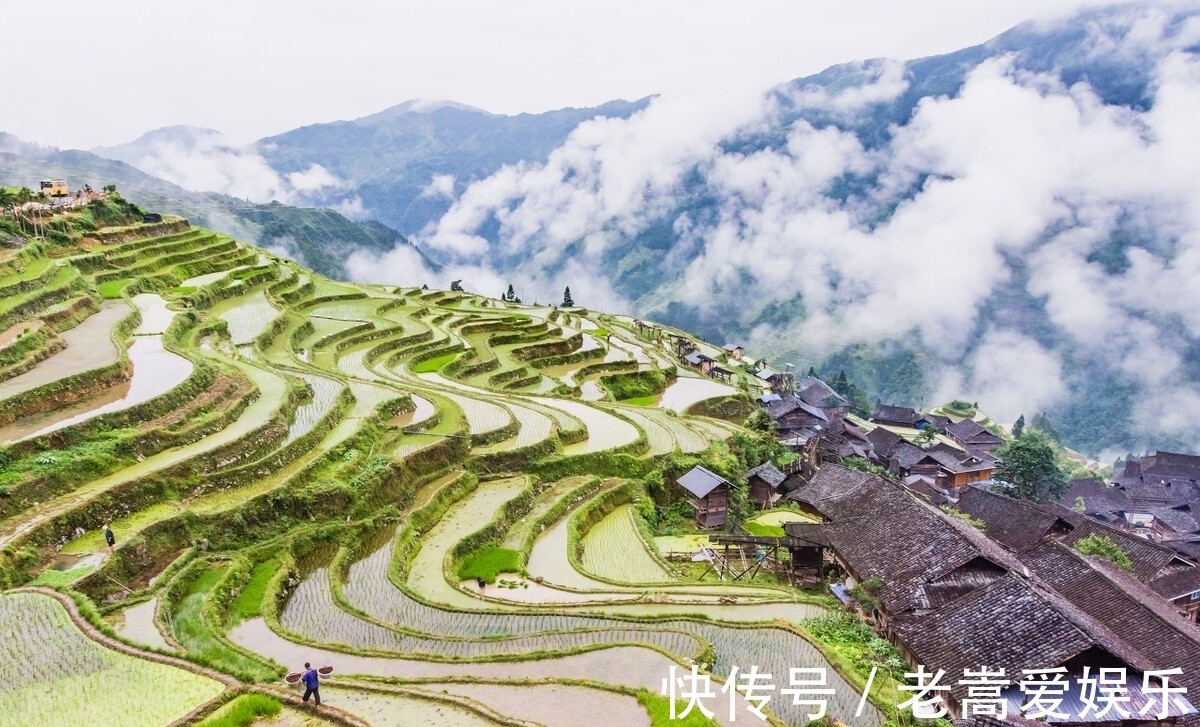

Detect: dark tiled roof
1142,450,1200,481
1058,518,1188,583
1166,536,1200,560
1149,564,1200,600
866,427,904,458
891,574,1149,702
796,377,846,408
808,467,1023,612
956,488,1074,554
777,472,805,494
832,417,871,443
1058,478,1130,517
925,446,993,475
891,442,938,470
766,396,828,424
782,521,829,546
1121,482,1178,507
946,418,1005,445
1152,505,1200,534
1022,540,1200,694
745,462,786,488
676,465,729,499
922,413,953,430
789,465,873,512
872,404,920,425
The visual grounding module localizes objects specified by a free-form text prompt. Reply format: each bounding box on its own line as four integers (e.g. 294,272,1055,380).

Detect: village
652,330,1200,723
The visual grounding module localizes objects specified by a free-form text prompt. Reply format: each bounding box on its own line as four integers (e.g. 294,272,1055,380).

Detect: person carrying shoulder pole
301,662,321,706
104,525,115,552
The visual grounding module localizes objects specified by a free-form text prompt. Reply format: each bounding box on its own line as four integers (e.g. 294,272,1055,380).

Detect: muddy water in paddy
0,336,193,441
656,375,738,413
130,294,177,335
0,301,129,402
113,596,174,652
388,393,436,428
530,397,639,454
0,320,42,349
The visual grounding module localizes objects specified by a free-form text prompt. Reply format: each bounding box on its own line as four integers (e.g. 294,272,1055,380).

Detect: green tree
1012,414,1025,439
450,279,464,292
842,456,890,477
1030,412,1060,442
914,426,939,448
562,286,574,307
993,432,1070,502
743,408,775,433
1074,533,1134,572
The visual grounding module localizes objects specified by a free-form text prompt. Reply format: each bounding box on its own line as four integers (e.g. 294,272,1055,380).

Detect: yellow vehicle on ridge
39,179,69,197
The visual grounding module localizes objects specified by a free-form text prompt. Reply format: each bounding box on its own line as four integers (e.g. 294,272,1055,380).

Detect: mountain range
9,1,1200,458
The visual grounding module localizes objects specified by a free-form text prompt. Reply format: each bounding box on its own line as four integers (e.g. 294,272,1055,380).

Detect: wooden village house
677,465,733,528
744,462,786,509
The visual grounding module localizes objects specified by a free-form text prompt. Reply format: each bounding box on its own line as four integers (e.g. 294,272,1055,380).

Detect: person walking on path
104,525,115,552
301,662,321,706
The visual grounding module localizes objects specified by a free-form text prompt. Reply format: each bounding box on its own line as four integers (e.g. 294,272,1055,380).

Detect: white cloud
420,174,457,199
97,128,341,205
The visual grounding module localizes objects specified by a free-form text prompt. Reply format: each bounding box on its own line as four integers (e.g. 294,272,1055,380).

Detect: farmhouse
943,418,1005,453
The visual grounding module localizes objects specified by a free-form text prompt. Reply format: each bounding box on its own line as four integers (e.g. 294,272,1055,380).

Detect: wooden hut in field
677,465,733,528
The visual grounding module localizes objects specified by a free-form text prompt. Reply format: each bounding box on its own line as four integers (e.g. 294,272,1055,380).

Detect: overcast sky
4,0,1107,149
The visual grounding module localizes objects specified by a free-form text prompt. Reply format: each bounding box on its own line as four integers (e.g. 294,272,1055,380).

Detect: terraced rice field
580,506,673,583
0,592,223,727
657,375,738,413
534,398,640,454
446,392,512,435
112,596,175,652
6,336,193,441
320,687,503,727
214,291,278,345
0,301,129,402
0,218,887,727
286,372,344,444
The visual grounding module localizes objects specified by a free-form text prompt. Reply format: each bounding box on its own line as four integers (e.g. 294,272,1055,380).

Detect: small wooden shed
745,462,786,509
677,465,733,528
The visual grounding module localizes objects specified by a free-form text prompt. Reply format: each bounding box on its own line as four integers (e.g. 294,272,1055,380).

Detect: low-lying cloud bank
93,127,345,208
